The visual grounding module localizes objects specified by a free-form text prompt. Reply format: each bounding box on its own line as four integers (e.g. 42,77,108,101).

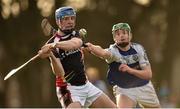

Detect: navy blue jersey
105,43,150,88
49,31,87,85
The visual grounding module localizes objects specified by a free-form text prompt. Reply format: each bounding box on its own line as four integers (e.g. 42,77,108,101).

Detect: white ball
79,28,87,37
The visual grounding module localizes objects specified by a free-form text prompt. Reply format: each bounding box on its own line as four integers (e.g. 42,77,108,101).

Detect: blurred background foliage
0,0,180,107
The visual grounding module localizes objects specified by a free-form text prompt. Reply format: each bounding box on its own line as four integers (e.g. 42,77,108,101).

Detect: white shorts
113,81,160,107
56,81,103,107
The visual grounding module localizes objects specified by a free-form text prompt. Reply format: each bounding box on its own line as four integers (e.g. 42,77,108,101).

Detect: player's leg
116,94,136,108
113,85,137,108
56,85,83,108
67,102,81,108
90,93,117,108
85,81,116,108
57,88,84,108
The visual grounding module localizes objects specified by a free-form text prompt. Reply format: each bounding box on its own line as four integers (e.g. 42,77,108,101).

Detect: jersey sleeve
105,48,115,63
135,44,150,68
105,44,121,64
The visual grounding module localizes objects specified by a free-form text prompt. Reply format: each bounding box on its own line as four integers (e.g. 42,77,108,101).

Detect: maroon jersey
49,30,87,86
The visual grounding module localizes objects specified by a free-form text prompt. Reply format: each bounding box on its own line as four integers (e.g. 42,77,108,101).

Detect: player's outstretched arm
86,42,112,60
42,37,83,51
55,37,83,50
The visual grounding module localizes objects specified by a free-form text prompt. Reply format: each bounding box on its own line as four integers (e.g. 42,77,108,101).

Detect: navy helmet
55,6,76,20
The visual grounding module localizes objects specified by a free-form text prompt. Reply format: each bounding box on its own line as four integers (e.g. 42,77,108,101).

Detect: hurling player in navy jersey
85,23,161,108
38,6,116,108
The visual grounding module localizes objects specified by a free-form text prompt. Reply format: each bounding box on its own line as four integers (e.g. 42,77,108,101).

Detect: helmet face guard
112,23,131,36
55,6,76,20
